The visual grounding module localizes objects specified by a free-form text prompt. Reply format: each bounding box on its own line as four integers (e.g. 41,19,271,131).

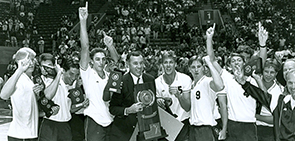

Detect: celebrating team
1,3,295,141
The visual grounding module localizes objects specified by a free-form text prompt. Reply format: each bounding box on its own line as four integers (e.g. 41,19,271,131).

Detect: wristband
259,45,266,48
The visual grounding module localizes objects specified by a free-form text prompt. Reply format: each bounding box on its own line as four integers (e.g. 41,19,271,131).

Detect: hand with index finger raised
206,23,215,39
79,1,88,21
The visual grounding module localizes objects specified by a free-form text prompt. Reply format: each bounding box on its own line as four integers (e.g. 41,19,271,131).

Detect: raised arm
0,55,30,100
204,55,224,92
79,2,90,70
103,32,120,63
43,62,63,100
206,23,222,73
258,22,268,66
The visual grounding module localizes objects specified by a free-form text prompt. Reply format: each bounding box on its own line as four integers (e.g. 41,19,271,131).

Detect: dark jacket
242,82,295,141
109,72,155,141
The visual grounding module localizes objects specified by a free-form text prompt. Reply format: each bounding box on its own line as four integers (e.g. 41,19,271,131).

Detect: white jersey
8,74,39,139
43,77,73,122
80,66,113,127
222,69,257,122
189,76,217,126
256,80,281,126
155,71,192,122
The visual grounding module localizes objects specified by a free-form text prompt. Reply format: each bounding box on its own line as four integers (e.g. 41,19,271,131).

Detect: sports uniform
39,76,74,141
256,80,281,141
189,76,218,141
155,71,192,141
221,69,258,141
80,65,113,141
8,74,38,140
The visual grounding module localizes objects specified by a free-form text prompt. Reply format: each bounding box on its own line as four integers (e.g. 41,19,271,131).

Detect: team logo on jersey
196,91,201,100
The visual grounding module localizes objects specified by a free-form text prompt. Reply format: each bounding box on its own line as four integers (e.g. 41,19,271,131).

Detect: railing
217,10,225,29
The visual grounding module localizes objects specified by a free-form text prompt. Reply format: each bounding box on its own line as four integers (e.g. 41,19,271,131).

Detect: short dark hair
61,58,79,71
90,48,107,60
126,51,143,62
39,53,55,64
264,58,281,72
227,52,245,64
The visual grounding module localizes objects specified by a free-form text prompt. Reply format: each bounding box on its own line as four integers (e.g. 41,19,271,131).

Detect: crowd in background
1,0,40,49
1,0,295,141
0,0,294,88
0,0,294,90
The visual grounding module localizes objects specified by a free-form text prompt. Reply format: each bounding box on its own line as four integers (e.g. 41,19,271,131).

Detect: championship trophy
33,65,59,118
104,68,124,93
243,57,262,76
134,82,168,141
68,87,85,104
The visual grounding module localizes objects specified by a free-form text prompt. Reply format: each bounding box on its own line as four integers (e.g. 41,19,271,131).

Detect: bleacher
0,2,12,45
35,0,106,53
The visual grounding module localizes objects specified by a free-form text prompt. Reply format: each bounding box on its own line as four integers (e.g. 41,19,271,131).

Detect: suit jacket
109,72,155,141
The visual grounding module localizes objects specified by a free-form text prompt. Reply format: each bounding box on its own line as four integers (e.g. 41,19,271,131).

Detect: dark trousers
8,136,37,141
175,119,190,141
85,116,111,141
189,125,216,141
69,114,86,141
257,125,275,141
226,120,257,141
38,118,72,141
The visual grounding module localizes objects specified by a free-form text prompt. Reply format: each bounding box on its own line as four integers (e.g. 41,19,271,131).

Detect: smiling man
155,50,192,141
78,2,119,141
109,51,156,141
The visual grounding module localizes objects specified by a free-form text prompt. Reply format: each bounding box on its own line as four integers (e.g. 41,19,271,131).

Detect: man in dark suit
109,51,155,141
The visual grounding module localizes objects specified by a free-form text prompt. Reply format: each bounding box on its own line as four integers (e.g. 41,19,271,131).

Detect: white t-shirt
222,69,257,122
190,76,217,126
43,76,72,122
256,81,281,126
155,71,192,122
8,74,38,139
80,66,113,127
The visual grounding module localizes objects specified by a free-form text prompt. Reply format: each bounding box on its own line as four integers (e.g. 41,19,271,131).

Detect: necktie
137,77,140,84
